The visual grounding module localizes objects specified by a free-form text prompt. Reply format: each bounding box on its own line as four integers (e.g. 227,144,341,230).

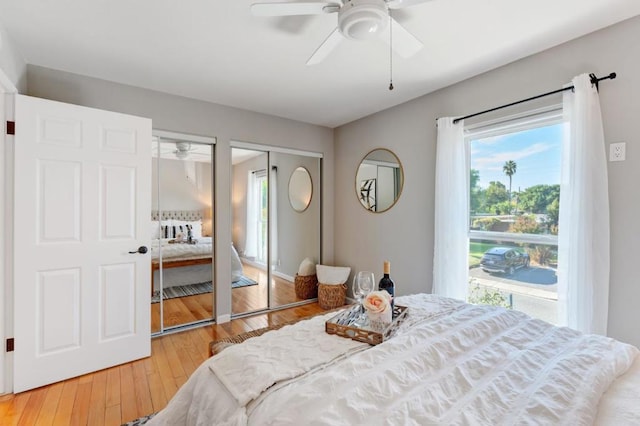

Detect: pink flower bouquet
363,290,393,330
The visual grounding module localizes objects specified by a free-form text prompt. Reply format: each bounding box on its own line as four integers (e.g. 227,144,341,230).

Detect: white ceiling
1,0,639,128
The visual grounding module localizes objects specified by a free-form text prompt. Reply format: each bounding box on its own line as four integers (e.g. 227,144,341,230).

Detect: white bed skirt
153,264,212,291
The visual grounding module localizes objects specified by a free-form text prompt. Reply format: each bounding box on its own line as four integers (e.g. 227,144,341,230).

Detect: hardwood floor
232,263,306,314
151,262,312,332
0,303,326,425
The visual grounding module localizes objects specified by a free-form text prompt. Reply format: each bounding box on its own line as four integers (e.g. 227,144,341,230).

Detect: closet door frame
0,68,17,395
152,129,216,336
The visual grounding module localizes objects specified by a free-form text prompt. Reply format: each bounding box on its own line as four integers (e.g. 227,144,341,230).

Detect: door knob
129,246,148,254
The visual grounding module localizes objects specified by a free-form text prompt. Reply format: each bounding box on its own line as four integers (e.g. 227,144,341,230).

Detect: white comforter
149,294,638,425
151,237,213,260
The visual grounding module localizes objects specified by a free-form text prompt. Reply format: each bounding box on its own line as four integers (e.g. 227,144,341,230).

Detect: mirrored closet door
151,132,215,334
270,151,320,309
230,144,321,316
230,148,269,315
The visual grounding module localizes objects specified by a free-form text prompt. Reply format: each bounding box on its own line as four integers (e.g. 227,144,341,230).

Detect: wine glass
352,271,375,325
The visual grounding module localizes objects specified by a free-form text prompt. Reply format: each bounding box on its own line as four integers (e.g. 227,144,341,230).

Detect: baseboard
241,257,294,283
272,270,294,282
241,257,263,269
216,314,231,324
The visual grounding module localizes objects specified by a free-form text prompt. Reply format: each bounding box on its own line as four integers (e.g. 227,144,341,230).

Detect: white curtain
245,171,258,259
270,166,279,269
433,117,469,301
558,73,610,335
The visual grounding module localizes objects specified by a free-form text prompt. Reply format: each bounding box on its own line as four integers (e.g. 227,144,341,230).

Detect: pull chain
389,12,394,91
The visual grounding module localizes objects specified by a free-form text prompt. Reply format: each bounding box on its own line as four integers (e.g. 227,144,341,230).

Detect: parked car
480,247,530,275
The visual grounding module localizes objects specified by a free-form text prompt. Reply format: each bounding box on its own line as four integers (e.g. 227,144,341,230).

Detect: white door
13,95,152,392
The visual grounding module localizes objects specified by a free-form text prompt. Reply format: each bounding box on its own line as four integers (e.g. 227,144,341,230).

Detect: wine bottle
378,260,395,310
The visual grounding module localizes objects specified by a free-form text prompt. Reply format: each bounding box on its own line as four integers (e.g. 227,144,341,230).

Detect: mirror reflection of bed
151,136,217,333
231,147,321,315
150,210,219,330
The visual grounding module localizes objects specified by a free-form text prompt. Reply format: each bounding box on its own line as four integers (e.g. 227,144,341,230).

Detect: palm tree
503,160,517,204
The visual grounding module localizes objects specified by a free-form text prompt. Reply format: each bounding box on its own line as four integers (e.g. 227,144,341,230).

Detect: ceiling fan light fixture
174,141,192,159
175,150,189,160
338,0,388,40
175,141,191,151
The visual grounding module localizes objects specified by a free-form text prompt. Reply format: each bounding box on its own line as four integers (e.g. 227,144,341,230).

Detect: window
245,169,269,265
254,170,268,264
466,107,562,323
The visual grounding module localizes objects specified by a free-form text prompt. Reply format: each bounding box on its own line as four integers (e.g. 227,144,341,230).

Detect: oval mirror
356,148,404,213
289,166,313,212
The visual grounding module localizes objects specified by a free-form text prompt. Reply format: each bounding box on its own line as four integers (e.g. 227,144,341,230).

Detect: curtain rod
251,166,278,174
451,72,617,124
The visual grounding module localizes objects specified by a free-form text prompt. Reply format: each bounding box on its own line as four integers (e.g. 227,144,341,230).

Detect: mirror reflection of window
246,168,269,265
356,149,403,213
231,148,269,316
231,146,322,315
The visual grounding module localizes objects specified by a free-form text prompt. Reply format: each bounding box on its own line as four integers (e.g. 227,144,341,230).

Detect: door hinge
6,121,15,135
6,338,14,352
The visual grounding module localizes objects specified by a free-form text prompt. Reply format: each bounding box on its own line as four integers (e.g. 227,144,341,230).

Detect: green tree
470,168,480,189
518,184,560,214
472,217,501,231
546,198,560,234
484,181,509,212
503,160,517,205
510,214,541,234
470,169,483,213
490,201,512,215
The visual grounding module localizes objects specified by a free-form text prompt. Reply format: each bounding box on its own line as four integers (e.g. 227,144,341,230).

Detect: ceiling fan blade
306,28,344,65
251,1,340,16
386,0,433,9
380,17,423,58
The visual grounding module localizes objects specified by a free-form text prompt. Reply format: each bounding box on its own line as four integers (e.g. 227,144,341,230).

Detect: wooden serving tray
325,305,408,345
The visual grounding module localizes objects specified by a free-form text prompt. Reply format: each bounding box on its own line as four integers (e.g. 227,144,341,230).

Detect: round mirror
355,148,404,213
289,167,313,212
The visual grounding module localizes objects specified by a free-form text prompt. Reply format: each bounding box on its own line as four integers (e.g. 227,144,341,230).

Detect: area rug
151,276,258,303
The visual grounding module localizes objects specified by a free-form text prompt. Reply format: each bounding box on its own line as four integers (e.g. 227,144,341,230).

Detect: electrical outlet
610,142,626,162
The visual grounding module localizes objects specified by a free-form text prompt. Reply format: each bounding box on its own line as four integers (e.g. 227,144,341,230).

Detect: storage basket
294,274,318,299
318,283,347,310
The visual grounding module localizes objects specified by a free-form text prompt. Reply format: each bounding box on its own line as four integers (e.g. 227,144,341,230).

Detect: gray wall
271,152,321,279
15,16,640,347
334,15,640,347
152,158,213,214
27,65,334,321
0,24,26,91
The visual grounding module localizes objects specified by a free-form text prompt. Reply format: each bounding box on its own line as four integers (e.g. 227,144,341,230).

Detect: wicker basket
318,283,347,310
294,274,318,299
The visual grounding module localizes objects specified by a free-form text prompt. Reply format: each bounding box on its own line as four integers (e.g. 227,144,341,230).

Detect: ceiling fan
251,0,431,65
173,141,195,160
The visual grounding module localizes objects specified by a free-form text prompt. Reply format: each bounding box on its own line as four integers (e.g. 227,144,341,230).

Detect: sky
470,123,562,191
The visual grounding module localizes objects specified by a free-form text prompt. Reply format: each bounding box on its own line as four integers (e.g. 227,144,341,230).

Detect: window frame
465,104,563,248
252,169,268,264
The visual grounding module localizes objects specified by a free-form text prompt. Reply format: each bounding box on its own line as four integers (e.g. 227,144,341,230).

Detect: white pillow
298,258,316,276
150,221,161,240
172,220,203,239
316,265,351,285
159,220,174,239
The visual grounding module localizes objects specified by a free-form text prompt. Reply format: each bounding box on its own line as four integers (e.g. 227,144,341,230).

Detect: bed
151,210,244,292
148,293,640,425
